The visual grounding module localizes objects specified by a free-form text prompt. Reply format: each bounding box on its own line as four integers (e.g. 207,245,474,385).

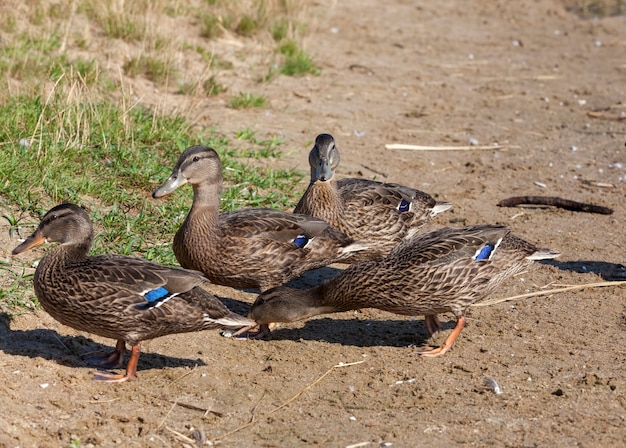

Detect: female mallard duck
152,145,368,292
246,225,559,356
293,133,452,261
11,203,254,382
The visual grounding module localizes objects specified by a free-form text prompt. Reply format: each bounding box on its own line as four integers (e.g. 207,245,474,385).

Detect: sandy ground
1,0,626,446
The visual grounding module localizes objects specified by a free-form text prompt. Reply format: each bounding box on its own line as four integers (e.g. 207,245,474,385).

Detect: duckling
293,133,452,261
152,145,368,291
12,203,254,382
247,225,559,356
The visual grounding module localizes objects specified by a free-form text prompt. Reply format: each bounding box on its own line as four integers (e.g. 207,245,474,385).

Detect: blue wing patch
397,199,411,213
145,286,169,302
137,286,178,310
473,244,494,261
293,234,309,248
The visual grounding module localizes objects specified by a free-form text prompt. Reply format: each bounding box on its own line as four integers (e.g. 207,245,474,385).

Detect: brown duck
152,145,368,291
12,203,254,382
294,133,452,261
246,225,559,356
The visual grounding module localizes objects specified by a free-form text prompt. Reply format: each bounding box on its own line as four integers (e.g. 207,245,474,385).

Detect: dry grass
0,0,311,113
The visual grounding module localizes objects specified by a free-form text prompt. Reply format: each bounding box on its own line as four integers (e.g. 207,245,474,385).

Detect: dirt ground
2,0,626,446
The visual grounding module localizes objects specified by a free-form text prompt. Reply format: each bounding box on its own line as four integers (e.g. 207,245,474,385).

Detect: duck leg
93,344,141,382
417,315,466,357
231,323,274,340
83,339,126,368
424,314,441,338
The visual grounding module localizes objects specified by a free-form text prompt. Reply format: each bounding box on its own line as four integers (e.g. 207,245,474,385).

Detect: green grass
276,39,319,77
0,0,311,313
227,92,268,109
0,71,304,313
203,75,227,96
123,56,174,85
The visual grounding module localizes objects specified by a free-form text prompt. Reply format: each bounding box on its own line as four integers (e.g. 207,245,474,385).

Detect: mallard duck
11,203,254,382
293,133,452,261
246,225,559,356
152,145,368,291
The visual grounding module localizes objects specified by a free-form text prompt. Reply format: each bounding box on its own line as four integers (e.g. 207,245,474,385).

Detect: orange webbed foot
417,316,466,358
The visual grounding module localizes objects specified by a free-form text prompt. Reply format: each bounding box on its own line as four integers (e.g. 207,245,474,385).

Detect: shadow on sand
542,259,626,281
0,312,206,375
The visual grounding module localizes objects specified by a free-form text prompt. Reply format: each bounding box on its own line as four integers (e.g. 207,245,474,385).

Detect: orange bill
12,231,46,255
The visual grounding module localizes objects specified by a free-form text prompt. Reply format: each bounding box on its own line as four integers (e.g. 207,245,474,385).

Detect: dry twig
498,196,613,214
472,280,626,308
385,143,520,151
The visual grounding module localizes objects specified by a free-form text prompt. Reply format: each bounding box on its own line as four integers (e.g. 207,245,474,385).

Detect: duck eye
192,156,200,162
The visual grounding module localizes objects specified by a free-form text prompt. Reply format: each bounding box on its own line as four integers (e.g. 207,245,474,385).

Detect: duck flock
11,133,559,382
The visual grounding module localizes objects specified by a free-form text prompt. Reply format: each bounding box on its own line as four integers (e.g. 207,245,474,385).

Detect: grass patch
0,73,302,257
0,0,310,313
203,76,227,96
81,1,147,41
228,92,268,109
277,39,319,77
123,56,174,85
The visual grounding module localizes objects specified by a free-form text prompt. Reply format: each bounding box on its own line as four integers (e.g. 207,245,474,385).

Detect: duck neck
188,180,222,225
320,259,384,310
297,179,343,219
37,240,91,274
294,284,348,317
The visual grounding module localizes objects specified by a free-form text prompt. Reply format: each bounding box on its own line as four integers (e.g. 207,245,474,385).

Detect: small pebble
484,377,502,394
468,138,479,146
594,40,602,47
40,383,49,389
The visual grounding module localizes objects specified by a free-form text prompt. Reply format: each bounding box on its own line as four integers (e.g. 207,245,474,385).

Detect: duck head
152,145,222,198
12,203,93,254
309,134,340,183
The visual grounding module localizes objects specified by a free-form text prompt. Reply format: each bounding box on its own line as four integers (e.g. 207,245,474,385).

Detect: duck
246,225,559,356
152,145,368,292
293,133,452,261
11,203,254,382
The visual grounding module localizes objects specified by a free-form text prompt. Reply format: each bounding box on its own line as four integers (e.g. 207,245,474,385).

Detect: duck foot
93,344,140,382
417,315,465,357
424,314,441,338
83,339,126,368
230,323,273,340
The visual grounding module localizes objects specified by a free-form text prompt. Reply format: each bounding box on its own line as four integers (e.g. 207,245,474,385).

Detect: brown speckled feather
153,145,367,291
249,225,559,354
293,134,451,261
13,204,253,349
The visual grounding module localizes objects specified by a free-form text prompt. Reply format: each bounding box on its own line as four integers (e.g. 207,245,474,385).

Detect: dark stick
497,196,613,215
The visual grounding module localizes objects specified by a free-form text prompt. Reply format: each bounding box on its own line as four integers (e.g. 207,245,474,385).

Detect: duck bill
315,157,334,182
152,171,188,198
12,231,46,255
